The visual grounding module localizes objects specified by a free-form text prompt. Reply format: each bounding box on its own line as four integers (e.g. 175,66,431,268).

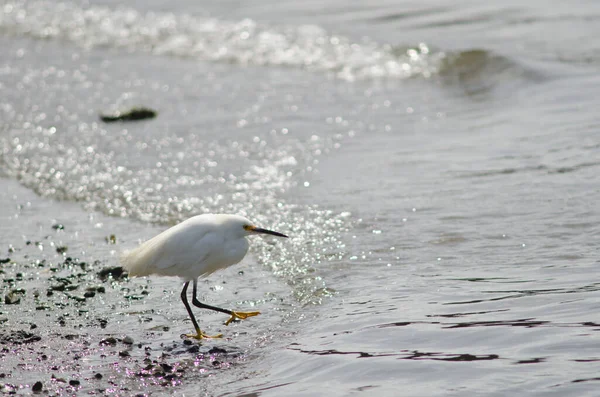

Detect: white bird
120,214,288,340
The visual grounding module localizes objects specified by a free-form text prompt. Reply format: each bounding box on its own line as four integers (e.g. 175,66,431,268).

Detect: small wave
438,49,543,96
0,1,446,81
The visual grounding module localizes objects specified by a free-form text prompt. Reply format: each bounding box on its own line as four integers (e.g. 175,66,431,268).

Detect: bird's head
242,222,288,238
222,214,288,238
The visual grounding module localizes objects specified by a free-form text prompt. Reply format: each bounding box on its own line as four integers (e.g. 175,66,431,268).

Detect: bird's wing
151,228,228,277
121,218,227,278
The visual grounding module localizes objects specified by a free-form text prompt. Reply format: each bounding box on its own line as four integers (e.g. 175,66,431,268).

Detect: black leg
191,279,261,326
191,279,233,315
180,281,202,335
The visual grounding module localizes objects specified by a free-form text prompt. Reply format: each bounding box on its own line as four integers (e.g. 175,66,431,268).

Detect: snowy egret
120,214,288,339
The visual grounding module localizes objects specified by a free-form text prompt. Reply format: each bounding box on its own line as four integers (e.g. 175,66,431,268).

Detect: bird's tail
120,246,152,277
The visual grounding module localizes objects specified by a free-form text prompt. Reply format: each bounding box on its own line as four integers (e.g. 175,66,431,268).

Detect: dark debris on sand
1,227,248,396
99,107,157,123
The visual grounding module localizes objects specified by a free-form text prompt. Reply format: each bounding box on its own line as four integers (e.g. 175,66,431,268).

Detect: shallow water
1,0,599,396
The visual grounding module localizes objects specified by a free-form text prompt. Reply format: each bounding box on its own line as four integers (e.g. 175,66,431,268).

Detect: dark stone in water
4,290,22,305
66,294,86,303
51,224,64,231
208,346,227,354
94,373,103,380
99,337,117,346
56,246,68,254
84,291,95,298
0,258,10,264
160,363,173,373
97,266,126,281
32,381,43,393
100,107,157,123
0,330,41,344
69,380,80,387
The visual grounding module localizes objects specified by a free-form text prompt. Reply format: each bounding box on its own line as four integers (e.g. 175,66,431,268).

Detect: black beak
252,227,288,238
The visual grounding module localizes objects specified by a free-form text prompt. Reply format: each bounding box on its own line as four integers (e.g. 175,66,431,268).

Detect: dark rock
208,346,227,354
122,336,134,345
94,373,103,380
99,337,117,346
4,291,21,305
83,291,95,298
56,246,68,254
97,266,126,281
124,294,145,300
52,224,65,231
49,284,66,292
119,350,130,357
0,330,41,344
0,258,10,264
69,380,80,387
32,381,43,393
160,363,173,373
99,107,157,123
66,294,86,302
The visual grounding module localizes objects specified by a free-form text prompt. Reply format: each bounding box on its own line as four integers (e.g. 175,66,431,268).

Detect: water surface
0,0,599,395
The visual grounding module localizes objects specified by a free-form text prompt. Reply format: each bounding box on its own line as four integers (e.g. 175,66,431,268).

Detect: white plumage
120,213,288,340
121,214,252,279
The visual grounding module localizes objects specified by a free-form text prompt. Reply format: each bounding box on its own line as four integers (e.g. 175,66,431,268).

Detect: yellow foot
225,311,261,326
184,330,223,340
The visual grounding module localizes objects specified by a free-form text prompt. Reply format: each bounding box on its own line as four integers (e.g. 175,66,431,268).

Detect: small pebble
69,380,80,387
4,291,21,305
122,336,134,345
94,373,103,380
99,337,117,346
208,346,227,354
32,381,43,392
